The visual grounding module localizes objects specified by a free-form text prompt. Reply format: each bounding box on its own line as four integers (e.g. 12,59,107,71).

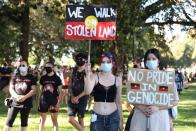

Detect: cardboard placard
65,5,117,40
127,68,177,106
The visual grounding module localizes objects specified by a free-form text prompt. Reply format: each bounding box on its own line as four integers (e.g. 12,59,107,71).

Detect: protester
84,52,123,131
67,53,88,131
0,62,12,100
183,69,189,89
129,48,179,131
38,62,62,131
175,69,184,95
3,61,37,131
61,66,70,105
189,72,193,82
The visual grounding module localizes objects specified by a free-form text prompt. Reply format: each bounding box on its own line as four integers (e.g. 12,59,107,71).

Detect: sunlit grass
0,83,195,131
173,83,196,131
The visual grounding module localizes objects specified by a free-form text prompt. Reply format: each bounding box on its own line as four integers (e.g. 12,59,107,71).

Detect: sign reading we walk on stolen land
127,68,178,107
65,5,117,40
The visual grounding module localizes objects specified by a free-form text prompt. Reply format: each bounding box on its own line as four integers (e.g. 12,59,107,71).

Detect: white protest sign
127,68,177,107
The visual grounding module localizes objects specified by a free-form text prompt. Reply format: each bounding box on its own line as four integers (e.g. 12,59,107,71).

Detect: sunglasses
77,57,86,61
20,65,26,67
45,66,52,68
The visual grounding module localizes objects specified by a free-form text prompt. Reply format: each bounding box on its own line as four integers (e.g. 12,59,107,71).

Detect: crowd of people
0,48,194,131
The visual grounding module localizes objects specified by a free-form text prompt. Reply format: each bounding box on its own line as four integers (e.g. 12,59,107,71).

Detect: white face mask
146,60,158,70
100,63,112,72
19,66,28,73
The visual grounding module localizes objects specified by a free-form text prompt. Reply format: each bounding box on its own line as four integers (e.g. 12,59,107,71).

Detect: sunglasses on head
103,52,113,59
101,60,112,64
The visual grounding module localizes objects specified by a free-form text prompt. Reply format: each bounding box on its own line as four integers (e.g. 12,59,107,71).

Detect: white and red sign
127,68,178,106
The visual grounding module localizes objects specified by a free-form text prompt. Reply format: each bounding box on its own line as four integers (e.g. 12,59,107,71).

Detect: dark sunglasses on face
45,66,52,68
77,58,86,62
20,65,26,67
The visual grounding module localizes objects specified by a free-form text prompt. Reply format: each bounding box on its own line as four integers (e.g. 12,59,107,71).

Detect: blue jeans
90,110,119,131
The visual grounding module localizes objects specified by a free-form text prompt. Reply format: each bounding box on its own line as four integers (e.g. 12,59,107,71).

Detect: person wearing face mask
84,52,124,131
67,52,88,131
38,62,62,131
3,61,37,131
129,48,179,131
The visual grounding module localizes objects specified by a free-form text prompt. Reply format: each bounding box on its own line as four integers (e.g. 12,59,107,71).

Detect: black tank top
93,74,117,102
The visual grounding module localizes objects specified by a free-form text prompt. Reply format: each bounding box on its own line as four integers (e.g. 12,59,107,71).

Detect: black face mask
133,65,138,68
45,67,53,74
76,58,86,66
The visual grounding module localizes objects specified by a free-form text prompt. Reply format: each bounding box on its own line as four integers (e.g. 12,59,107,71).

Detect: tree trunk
19,1,30,63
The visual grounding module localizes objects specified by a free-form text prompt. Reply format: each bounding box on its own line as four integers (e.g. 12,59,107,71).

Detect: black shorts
38,94,59,113
67,98,88,118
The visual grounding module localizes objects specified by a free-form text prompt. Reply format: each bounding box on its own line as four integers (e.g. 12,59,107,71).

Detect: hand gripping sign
127,68,178,107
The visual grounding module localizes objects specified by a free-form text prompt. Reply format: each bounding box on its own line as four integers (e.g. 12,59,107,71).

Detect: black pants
6,107,31,127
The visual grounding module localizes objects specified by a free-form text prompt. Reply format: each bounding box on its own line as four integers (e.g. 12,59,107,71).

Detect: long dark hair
144,48,162,69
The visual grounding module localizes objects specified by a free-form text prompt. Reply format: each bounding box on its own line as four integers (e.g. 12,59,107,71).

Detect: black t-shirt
68,67,88,106
0,67,12,82
12,73,37,108
70,67,86,96
40,73,62,97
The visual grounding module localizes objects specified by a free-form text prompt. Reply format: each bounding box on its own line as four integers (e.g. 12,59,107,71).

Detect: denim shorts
90,110,119,131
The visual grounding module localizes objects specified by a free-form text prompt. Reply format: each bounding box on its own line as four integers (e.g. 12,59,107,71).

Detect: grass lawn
0,83,195,131
173,83,196,131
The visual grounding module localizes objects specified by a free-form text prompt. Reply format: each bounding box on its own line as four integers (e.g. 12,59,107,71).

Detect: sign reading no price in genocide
127,68,178,107
65,5,117,40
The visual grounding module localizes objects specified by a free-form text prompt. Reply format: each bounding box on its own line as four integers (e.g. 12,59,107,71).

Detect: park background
0,83,195,131
0,0,195,67
0,0,196,131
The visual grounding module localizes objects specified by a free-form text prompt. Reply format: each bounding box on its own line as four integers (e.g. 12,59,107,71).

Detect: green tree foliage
0,16,20,63
167,32,196,67
0,0,195,68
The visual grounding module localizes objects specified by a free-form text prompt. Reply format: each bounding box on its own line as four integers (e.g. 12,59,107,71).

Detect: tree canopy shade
0,0,195,67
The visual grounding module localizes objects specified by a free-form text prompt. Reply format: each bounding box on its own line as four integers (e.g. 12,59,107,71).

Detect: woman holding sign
84,52,123,131
129,48,179,131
